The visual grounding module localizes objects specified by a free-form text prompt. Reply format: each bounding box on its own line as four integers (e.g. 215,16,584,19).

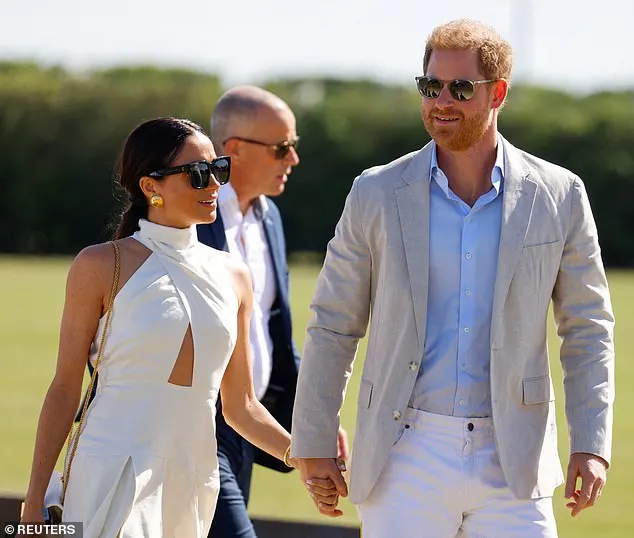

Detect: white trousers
357,408,557,538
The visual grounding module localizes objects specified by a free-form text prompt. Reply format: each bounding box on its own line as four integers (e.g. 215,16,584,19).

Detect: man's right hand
296,457,349,517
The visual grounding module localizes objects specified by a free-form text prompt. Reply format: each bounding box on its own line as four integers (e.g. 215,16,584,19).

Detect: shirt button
464,327,471,334
465,289,472,296
459,400,465,406
465,252,472,260
408,361,418,371
392,410,402,420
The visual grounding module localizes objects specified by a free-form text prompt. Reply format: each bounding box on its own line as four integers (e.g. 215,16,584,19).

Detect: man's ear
491,79,509,110
222,138,240,160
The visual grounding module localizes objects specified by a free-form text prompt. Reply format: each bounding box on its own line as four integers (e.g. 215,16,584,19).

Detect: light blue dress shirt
408,139,505,418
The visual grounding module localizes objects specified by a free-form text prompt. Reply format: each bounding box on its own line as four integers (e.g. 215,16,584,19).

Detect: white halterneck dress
63,218,239,537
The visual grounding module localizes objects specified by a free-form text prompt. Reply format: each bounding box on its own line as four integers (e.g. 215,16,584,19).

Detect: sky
2,0,632,93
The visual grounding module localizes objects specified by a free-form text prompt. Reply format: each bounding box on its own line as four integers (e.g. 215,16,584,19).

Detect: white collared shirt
219,183,276,400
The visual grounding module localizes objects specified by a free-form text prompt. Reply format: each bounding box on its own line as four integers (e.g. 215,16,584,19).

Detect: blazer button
408,361,418,371
392,410,402,420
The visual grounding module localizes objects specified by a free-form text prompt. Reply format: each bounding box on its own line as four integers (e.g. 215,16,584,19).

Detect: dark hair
113,117,205,239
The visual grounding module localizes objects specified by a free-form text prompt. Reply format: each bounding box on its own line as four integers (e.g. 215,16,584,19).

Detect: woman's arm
21,244,111,521
220,261,291,465
220,258,345,514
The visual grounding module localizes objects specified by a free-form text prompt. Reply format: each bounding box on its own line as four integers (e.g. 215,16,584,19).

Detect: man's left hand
565,452,608,517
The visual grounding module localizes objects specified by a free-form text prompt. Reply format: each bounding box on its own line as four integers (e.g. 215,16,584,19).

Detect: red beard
423,107,491,151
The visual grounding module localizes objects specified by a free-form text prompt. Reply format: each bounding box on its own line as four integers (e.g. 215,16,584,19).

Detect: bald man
197,86,349,537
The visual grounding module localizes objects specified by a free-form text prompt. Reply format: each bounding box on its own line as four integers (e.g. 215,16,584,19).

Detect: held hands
295,427,350,517
297,458,349,517
565,452,608,517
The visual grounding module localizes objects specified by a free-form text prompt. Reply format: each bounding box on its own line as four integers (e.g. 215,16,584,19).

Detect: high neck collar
137,219,198,250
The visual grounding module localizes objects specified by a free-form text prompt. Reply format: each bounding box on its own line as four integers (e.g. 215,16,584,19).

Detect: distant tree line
1,62,632,265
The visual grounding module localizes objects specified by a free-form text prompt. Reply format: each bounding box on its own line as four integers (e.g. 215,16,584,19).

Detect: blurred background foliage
1,62,632,265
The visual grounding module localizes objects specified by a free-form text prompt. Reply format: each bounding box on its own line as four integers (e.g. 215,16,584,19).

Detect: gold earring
150,194,164,208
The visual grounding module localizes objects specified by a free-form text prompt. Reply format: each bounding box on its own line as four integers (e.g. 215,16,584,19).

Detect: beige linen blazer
291,137,615,503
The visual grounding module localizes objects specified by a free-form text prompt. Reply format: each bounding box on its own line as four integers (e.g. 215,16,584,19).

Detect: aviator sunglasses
415,76,497,102
224,136,300,160
148,156,231,188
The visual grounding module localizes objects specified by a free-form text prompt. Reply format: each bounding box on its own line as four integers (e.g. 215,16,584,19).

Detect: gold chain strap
61,241,120,503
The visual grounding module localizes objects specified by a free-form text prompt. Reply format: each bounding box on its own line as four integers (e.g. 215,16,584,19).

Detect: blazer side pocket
359,378,373,409
522,375,554,405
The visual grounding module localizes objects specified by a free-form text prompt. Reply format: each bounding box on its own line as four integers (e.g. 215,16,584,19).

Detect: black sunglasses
224,136,299,160
415,76,497,101
148,156,231,188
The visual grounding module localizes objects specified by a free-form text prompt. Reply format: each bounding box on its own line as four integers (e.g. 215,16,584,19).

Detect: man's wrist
571,452,609,469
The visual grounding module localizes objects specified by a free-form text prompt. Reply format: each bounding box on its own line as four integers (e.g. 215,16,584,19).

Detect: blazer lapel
259,200,286,303
395,144,433,353
491,139,538,334
199,210,229,252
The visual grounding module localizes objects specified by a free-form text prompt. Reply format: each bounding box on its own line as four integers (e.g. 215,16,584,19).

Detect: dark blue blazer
197,198,300,473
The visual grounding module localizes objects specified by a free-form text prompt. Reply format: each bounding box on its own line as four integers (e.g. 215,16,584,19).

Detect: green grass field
1,256,632,536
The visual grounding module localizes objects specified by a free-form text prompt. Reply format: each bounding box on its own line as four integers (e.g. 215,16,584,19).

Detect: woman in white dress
20,117,337,537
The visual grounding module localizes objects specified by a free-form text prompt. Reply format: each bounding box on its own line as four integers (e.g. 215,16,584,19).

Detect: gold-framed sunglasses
224,136,299,160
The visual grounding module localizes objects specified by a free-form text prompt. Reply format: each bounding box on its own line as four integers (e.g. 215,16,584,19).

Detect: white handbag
39,241,120,523
42,471,64,523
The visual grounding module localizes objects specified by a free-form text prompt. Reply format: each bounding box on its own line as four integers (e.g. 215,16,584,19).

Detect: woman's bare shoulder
71,242,116,273
212,251,252,303
223,252,250,278
57,243,114,309
68,238,139,289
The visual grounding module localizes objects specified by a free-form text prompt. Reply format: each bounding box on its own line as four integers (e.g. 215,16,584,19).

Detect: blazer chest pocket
518,239,562,289
359,378,373,409
522,375,554,405
523,238,561,249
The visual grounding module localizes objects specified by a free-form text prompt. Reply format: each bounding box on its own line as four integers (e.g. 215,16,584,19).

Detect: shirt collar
429,135,505,196
218,183,269,219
